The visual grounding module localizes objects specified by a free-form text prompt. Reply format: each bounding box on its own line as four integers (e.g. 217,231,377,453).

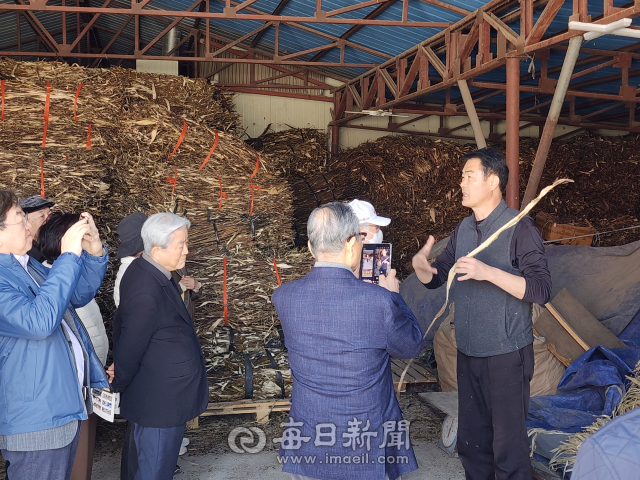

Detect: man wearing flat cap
19,195,55,262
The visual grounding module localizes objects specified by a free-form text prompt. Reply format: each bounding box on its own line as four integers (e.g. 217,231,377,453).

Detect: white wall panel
233,93,333,139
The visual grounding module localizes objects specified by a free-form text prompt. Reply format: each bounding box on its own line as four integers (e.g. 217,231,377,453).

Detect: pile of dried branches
329,136,475,277
0,59,313,402
250,126,336,246
251,125,328,176
519,135,640,247
316,134,640,278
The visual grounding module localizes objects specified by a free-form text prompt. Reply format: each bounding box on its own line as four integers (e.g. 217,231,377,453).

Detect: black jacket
111,256,208,428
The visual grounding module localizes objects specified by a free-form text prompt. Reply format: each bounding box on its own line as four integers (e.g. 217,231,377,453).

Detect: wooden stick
545,302,590,351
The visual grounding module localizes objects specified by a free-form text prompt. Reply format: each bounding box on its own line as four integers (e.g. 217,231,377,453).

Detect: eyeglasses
3,212,28,228
348,232,368,242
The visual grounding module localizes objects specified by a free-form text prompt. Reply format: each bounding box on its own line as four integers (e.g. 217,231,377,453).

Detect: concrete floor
92,440,465,480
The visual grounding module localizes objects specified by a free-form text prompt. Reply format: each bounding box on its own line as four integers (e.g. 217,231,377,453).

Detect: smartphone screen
359,243,392,284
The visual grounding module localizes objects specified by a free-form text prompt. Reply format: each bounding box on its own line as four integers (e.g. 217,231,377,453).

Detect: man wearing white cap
348,199,390,244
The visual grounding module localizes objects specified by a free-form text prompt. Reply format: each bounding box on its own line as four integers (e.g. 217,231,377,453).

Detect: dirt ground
93,386,445,458
0,386,445,479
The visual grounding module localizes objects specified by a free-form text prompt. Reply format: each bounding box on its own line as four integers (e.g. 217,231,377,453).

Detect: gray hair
307,202,359,255
141,212,191,255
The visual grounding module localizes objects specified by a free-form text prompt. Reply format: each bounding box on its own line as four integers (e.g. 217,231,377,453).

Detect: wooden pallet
391,359,437,392
197,360,436,425
201,399,292,424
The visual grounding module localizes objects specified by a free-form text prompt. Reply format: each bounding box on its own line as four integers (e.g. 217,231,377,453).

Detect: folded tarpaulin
546,240,640,336
527,346,640,433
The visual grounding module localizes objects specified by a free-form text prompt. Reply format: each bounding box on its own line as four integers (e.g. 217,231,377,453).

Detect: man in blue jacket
272,202,423,480
0,189,109,480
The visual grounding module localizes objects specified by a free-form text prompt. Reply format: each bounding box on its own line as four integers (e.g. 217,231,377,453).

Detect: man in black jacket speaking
112,212,208,480
413,148,551,480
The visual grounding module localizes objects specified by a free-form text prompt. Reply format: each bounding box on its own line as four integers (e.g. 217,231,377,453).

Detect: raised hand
60,219,91,257
80,212,104,257
412,235,438,284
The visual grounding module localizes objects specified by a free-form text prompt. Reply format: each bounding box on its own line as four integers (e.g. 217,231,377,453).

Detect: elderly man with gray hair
272,202,423,480
111,212,208,480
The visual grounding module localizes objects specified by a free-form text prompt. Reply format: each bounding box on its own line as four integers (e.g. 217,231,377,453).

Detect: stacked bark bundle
0,59,313,402
329,136,475,277
519,135,640,247
301,134,639,278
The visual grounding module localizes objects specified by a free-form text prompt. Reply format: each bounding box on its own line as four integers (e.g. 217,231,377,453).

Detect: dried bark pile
330,136,476,277
251,125,328,176
519,135,640,247
312,134,640,278
0,59,313,402
251,126,336,246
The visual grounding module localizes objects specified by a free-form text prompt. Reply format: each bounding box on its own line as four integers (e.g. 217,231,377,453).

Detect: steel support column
521,35,583,210
331,124,339,156
457,79,487,148
505,56,520,209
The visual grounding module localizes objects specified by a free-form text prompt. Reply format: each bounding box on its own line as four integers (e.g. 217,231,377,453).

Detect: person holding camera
272,202,423,480
0,189,109,480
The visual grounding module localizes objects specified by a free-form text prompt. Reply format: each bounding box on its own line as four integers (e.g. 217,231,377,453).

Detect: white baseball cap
348,199,391,226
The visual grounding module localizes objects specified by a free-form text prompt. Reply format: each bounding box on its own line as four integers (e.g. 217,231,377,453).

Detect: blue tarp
527,310,640,433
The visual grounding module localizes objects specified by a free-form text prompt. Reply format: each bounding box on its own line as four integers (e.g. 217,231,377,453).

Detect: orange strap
272,257,282,286
223,257,228,326
42,83,51,149
166,166,177,197
167,117,187,162
86,123,91,150
215,174,228,210
250,153,260,180
73,83,82,122
40,158,45,197
65,154,69,161
41,122,48,149
248,184,262,217
44,83,51,123
1,80,5,121
199,131,219,170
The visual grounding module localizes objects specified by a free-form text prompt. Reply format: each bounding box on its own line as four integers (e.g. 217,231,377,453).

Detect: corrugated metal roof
0,0,638,121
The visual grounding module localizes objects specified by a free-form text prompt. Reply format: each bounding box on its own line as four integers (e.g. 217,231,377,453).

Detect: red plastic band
40,158,45,197
215,174,228,211
248,184,262,217
41,122,48,149
43,82,51,123
166,166,178,198
199,131,219,170
73,83,83,122
65,154,68,162
223,257,228,326
272,257,282,286
167,117,187,162
86,123,91,150
250,152,260,180
42,83,51,149
1,80,5,121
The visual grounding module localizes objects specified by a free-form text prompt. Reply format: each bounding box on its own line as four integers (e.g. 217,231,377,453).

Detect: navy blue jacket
272,265,423,480
111,256,208,428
